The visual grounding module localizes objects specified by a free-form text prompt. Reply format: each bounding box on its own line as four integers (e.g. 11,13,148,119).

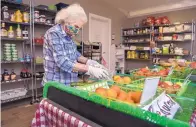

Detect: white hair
55,3,87,25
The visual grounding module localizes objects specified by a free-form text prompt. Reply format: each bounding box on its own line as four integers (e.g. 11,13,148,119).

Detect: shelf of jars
1,1,34,105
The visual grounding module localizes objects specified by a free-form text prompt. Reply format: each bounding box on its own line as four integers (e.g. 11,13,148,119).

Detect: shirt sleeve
76,50,82,59
47,32,74,73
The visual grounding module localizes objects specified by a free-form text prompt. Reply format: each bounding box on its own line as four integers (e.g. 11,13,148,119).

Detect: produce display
95,85,141,104
133,66,170,77
44,80,196,127
113,75,132,84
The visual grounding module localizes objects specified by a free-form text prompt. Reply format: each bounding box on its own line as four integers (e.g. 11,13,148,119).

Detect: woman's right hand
87,65,110,80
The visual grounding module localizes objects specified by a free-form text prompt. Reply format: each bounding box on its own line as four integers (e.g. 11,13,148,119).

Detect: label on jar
142,92,180,119
23,13,29,23
3,12,9,20
40,17,46,23
4,75,10,81
8,31,14,38
11,74,16,80
16,29,22,38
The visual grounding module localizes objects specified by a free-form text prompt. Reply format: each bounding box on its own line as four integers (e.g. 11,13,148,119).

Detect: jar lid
40,15,46,17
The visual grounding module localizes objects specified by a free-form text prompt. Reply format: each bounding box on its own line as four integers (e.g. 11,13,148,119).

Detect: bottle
1,23,8,37
2,6,9,21
22,28,28,39
8,26,14,38
15,10,23,23
2,69,10,81
10,69,16,80
10,13,15,22
23,12,29,23
16,24,22,38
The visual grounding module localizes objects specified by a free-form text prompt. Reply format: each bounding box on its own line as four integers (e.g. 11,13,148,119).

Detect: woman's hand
86,59,106,69
87,65,110,80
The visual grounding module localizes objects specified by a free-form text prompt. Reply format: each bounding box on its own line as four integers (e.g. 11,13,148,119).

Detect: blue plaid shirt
42,24,81,86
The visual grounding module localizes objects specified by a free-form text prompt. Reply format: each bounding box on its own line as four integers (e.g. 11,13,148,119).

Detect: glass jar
34,11,39,19
40,15,46,23
2,6,9,21
23,12,29,23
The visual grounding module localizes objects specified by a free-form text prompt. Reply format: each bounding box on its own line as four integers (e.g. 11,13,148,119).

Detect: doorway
89,13,112,70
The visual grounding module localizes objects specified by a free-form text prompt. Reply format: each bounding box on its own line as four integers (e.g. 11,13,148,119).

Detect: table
31,99,102,127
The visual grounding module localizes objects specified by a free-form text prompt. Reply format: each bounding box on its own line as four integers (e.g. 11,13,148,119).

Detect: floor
1,104,37,127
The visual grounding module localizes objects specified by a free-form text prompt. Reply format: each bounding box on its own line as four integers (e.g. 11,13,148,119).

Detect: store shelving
1,0,34,105
1,37,29,41
154,31,192,35
123,41,150,44
82,42,102,63
1,20,30,25
123,33,150,37
1,60,30,64
34,6,57,15
125,58,151,61
34,22,54,26
1,76,32,84
156,40,191,43
35,63,43,65
152,54,189,56
1,94,31,104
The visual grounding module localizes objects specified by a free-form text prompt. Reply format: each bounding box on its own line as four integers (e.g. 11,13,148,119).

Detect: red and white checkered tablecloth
32,99,196,127
31,99,92,127
190,108,196,127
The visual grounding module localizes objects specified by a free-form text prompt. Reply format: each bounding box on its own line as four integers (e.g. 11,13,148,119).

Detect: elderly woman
42,4,109,85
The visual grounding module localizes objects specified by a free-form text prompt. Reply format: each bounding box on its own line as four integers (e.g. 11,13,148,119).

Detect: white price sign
140,77,160,104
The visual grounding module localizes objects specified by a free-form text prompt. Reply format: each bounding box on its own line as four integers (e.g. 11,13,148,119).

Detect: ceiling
102,0,196,18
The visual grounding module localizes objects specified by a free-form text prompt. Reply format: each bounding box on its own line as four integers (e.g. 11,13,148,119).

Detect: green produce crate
43,81,196,127
125,77,190,96
171,67,192,79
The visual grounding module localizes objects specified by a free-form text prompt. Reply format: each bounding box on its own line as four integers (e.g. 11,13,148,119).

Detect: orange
117,90,127,101
125,98,134,104
95,87,107,97
115,77,124,84
113,75,121,81
106,89,117,98
111,85,121,95
127,92,133,99
131,91,142,103
123,77,131,84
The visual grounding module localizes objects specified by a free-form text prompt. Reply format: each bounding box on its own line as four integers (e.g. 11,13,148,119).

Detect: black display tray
47,86,161,127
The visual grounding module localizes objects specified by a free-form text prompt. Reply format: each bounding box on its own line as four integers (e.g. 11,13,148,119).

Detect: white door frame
89,13,112,70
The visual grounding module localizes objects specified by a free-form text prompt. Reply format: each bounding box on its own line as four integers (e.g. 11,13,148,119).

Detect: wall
23,0,126,45
123,8,196,28
122,8,196,70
